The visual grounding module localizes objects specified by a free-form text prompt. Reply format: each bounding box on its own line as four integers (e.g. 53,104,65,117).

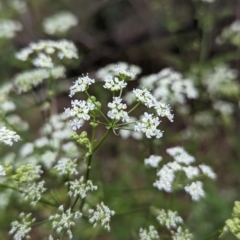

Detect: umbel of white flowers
65,66,174,139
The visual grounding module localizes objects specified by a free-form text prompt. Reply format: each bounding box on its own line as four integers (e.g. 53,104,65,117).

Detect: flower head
156,209,183,229
184,181,205,201
49,205,82,239
135,113,162,139
139,225,159,240
9,213,35,240
144,155,162,168
89,202,115,231
0,127,21,146
107,97,129,122
43,11,78,35
69,75,95,97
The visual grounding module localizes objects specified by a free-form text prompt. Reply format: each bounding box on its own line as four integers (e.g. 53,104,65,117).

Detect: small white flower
133,88,156,108
166,162,182,172
171,226,193,240
96,62,141,80
199,164,216,179
139,68,198,105
67,176,98,198
103,76,127,91
107,97,129,122
13,67,65,93
154,165,175,192
166,147,195,165
0,127,21,146
65,99,95,122
183,166,200,179
144,155,162,168
69,75,95,97
43,11,78,35
49,206,82,239
16,40,78,66
89,202,115,231
54,158,78,176
0,19,22,39
184,181,205,201
20,181,46,206
154,101,174,122
9,213,35,240
70,118,84,130
135,113,162,139
32,53,54,68
139,225,159,240
156,209,183,229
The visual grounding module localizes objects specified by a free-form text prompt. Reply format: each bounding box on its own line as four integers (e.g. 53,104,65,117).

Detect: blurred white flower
43,11,78,35
0,19,22,39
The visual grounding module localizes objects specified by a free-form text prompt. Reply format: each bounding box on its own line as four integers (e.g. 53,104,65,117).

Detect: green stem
127,102,140,114
72,124,112,211
93,127,112,152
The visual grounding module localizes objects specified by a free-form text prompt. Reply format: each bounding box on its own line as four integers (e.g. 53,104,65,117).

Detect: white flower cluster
152,207,193,239
202,64,239,97
133,68,198,105
144,155,162,168
89,202,115,231
171,226,193,240
184,181,205,201
67,65,173,139
217,20,240,46
9,213,35,240
166,146,195,165
133,88,174,122
49,205,82,239
135,112,162,139
153,147,216,201
54,158,78,176
103,76,127,91
43,11,78,35
9,0,27,13
139,225,159,240
107,97,129,122
96,62,141,81
156,209,183,229
20,181,46,206
65,99,96,130
67,176,98,198
0,19,22,39
0,127,21,146
16,40,78,68
13,66,66,93
69,75,95,97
